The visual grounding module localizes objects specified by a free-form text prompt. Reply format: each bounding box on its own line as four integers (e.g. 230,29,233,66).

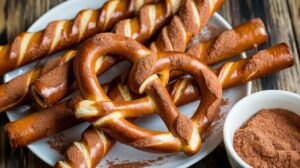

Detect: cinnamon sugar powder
233,109,300,168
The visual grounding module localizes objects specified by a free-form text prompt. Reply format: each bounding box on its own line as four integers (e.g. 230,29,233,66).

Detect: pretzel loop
127,52,222,154
74,33,222,155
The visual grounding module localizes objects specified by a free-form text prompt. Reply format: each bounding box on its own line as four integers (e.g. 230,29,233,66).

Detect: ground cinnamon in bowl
233,108,300,168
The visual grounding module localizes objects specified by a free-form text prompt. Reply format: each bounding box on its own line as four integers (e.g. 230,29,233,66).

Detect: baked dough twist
31,0,227,108
74,43,294,123
72,33,221,155
30,0,195,108
5,43,294,152
0,51,75,113
114,0,185,41
0,18,266,112
60,43,293,167
0,0,157,75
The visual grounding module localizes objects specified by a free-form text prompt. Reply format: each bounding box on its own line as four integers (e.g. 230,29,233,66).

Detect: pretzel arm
0,0,158,75
0,51,75,113
75,97,155,121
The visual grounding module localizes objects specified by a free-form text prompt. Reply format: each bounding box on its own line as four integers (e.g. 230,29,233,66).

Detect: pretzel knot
73,33,222,156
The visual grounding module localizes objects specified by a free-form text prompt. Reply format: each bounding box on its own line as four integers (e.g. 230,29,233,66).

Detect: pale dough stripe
135,0,145,13
74,142,91,168
56,161,72,168
173,78,188,103
78,10,94,41
191,0,201,28
94,112,122,127
118,84,132,101
209,0,218,12
171,0,182,14
148,5,157,34
18,32,34,66
95,129,108,155
218,62,234,84
104,0,119,30
48,21,67,54
95,56,104,72
124,19,132,37
139,74,159,94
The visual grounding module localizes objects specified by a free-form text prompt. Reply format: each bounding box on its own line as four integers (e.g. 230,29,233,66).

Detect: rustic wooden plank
287,0,300,59
261,0,300,93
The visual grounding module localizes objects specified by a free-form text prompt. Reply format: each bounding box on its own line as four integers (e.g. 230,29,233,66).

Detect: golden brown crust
0,0,157,75
71,33,221,157
6,43,294,151
30,0,186,109
5,101,78,149
0,51,75,112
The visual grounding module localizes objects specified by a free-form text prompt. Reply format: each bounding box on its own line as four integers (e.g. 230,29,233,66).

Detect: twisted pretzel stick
31,9,267,110
0,0,166,111
5,43,293,151
70,33,221,157
0,0,158,75
114,0,185,41
0,51,76,113
31,0,189,108
63,1,227,161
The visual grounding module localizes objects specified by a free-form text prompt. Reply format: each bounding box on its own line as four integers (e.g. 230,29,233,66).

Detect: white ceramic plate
4,0,251,167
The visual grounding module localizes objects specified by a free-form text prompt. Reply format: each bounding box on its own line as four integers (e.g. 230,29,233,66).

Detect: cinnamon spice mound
233,109,300,168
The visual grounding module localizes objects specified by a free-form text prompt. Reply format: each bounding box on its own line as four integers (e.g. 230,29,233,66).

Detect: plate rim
5,0,252,166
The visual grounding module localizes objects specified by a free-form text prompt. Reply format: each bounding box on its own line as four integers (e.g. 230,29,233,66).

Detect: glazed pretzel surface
0,17,267,113
114,0,184,41
5,43,294,151
72,33,222,155
0,0,158,75
31,0,226,108
30,0,189,108
0,51,76,113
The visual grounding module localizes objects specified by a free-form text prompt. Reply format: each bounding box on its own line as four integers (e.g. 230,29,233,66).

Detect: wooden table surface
0,0,299,167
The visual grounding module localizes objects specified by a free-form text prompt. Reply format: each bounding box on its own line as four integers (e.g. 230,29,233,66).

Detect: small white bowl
223,90,300,168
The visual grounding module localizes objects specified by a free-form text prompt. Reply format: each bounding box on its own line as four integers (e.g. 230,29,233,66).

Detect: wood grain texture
0,0,299,168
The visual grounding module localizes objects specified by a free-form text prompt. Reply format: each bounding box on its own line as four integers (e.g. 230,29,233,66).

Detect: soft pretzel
0,51,75,113
57,44,294,167
5,43,294,150
30,0,195,108
0,0,158,75
71,33,221,155
31,17,265,108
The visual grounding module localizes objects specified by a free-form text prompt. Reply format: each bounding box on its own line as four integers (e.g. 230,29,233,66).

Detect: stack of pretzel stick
0,0,161,75
0,0,186,111
0,0,295,167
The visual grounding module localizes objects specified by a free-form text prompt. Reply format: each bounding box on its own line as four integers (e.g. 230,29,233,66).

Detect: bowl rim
223,90,300,168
